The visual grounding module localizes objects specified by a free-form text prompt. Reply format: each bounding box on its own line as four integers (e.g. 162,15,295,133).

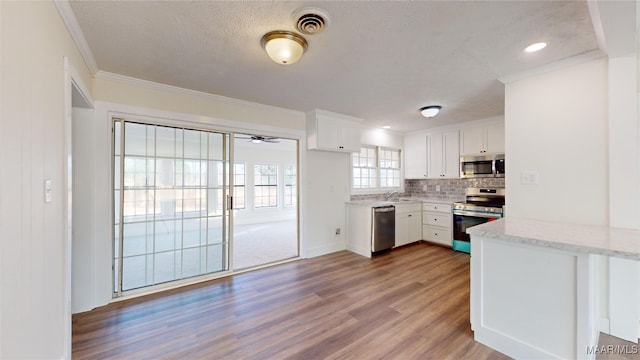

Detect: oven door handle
453,210,502,219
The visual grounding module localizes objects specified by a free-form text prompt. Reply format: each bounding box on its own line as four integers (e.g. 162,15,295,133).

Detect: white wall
93,74,305,132
303,150,351,257
0,1,92,358
505,54,640,341
360,127,404,149
504,58,609,226
608,53,639,230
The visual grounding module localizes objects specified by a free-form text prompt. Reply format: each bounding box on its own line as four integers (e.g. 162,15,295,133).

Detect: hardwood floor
72,243,511,359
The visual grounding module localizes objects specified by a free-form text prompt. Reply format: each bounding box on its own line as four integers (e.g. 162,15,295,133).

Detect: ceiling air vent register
292,7,330,35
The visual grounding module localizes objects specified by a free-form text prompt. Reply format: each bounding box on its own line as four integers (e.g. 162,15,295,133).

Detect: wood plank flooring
71,243,512,359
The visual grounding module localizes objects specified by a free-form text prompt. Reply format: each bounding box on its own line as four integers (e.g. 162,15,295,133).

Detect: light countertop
346,199,422,207
346,197,457,207
467,217,640,260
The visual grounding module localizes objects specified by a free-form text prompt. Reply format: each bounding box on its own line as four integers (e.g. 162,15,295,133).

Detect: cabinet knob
408,214,412,217
435,233,438,236
434,218,437,221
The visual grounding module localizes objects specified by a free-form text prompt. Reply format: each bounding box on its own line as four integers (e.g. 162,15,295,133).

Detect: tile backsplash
404,178,505,201
350,177,505,202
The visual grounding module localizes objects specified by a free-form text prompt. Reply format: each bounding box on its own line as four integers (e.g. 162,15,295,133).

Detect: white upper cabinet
307,109,362,153
427,130,459,179
459,121,505,156
403,134,427,179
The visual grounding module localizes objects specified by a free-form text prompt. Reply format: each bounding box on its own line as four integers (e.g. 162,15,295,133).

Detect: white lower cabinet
394,202,422,247
422,202,453,247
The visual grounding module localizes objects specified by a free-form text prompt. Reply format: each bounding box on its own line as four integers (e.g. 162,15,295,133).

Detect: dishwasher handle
373,206,395,213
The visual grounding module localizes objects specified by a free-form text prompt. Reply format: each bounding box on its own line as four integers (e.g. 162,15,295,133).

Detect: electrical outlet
435,185,441,192
335,228,341,235
422,185,427,191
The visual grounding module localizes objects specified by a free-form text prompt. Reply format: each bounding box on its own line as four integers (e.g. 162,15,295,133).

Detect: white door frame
63,57,94,360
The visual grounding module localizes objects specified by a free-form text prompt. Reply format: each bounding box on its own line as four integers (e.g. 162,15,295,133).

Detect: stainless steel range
452,188,505,253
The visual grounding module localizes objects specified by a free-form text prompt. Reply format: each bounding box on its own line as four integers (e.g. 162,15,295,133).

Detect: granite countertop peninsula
467,218,640,260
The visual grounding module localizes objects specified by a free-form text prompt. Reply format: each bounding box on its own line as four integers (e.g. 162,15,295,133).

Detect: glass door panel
113,120,230,296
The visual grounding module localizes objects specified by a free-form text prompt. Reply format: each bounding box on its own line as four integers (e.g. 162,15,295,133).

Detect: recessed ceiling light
524,42,547,53
383,125,391,129
419,105,442,118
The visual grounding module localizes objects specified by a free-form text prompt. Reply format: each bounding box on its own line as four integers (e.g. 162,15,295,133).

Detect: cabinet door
442,130,460,178
339,125,362,153
404,135,427,179
408,212,422,243
316,115,341,150
426,133,444,178
485,123,505,154
395,214,410,247
460,126,485,156
314,114,361,152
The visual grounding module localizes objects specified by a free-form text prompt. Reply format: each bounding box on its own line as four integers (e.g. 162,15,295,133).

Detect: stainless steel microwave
460,154,505,178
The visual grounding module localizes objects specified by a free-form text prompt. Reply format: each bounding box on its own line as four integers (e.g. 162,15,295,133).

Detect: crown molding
54,0,98,75
95,71,306,117
498,49,606,85
587,0,607,55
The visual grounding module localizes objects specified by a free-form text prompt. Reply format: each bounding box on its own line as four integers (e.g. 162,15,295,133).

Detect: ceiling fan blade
235,135,280,143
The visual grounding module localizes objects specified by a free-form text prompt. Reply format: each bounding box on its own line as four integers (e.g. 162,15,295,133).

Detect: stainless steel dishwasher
371,205,395,252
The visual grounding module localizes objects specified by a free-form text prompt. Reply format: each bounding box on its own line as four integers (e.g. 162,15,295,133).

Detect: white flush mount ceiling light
420,105,442,118
524,42,547,53
261,31,308,65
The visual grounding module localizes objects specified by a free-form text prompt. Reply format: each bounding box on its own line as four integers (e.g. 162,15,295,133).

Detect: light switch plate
44,179,52,202
521,171,539,185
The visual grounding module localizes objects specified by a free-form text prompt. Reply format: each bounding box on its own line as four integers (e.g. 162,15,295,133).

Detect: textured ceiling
69,1,598,132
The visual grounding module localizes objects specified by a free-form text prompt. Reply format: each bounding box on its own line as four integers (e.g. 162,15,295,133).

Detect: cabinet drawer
423,213,452,227
394,203,422,213
422,225,452,246
422,203,451,213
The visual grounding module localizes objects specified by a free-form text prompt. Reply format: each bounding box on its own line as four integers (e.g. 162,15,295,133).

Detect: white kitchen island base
471,236,599,359
468,218,640,360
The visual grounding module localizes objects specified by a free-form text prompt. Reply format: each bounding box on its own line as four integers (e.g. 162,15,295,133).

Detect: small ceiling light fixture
419,105,442,118
382,125,391,129
261,30,308,65
524,42,547,53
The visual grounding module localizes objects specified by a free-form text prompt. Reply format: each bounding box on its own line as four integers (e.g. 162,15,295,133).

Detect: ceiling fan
235,135,280,143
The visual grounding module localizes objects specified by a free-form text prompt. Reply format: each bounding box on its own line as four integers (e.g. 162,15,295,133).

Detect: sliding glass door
113,120,230,295
112,119,300,296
